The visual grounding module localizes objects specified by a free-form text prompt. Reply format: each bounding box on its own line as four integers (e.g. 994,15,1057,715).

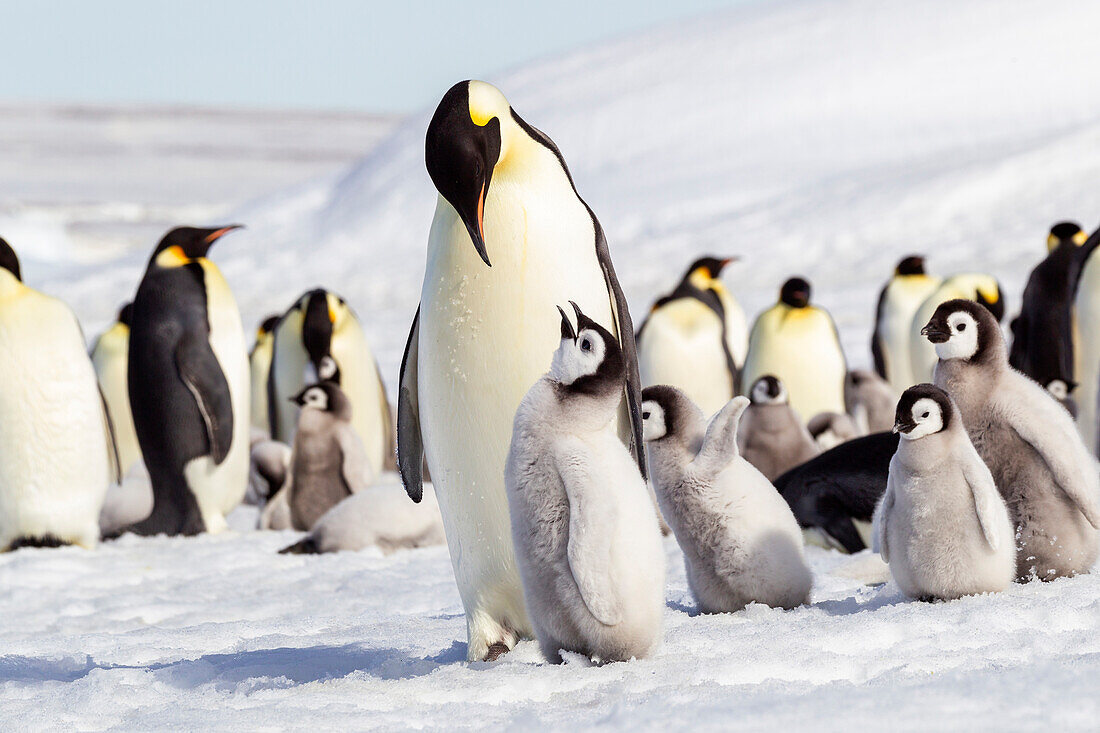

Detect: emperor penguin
91,302,142,476
249,314,280,433
925,299,1100,580
642,385,812,613
741,277,847,421
268,289,393,479
0,237,114,550
636,256,746,414
124,225,251,536
908,273,1004,384
398,81,648,661
505,304,664,663
285,382,373,531
873,384,1015,601
1071,224,1100,453
806,411,861,450
1009,222,1086,400
773,431,898,553
844,369,897,434
871,255,941,392
737,375,819,480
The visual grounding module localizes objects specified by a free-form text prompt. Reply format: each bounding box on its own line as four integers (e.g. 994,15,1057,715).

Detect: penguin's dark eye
922,412,929,418
957,323,966,332
643,411,651,420
580,338,592,352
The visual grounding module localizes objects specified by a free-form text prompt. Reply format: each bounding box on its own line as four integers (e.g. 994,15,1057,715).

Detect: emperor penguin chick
873,384,1015,601
737,376,819,480
642,386,812,613
286,382,374,531
926,299,1100,580
505,304,665,664
844,370,897,434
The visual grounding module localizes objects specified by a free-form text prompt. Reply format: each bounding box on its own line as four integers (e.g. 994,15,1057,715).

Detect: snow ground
3,0,1100,728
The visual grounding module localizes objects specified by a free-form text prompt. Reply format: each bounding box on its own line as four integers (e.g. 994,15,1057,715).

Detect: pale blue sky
0,0,745,112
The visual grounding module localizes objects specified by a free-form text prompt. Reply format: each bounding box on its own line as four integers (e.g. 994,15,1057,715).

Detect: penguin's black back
125,263,221,536
773,431,899,553
1010,241,1079,388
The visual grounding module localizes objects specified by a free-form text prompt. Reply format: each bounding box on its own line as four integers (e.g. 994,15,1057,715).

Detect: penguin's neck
897,432,952,476
0,270,25,300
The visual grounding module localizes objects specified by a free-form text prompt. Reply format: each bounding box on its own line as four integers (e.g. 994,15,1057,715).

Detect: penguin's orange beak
204,224,244,245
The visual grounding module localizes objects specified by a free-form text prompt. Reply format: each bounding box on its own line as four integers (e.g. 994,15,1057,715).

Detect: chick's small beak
921,322,950,344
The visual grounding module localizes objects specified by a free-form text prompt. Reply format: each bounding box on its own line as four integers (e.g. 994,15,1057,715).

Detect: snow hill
4,0,1100,728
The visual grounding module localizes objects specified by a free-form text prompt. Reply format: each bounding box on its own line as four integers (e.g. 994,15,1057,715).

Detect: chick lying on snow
280,480,445,555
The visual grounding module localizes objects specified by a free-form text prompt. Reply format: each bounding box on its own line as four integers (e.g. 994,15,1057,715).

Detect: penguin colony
2,82,1100,667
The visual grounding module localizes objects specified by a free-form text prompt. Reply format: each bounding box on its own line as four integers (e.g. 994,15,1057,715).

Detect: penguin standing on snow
249,314,280,433
736,375,819,481
642,386,812,613
741,277,847,421
285,382,373,531
1009,222,1086,400
398,81,648,661
908,273,1004,384
505,304,664,663
1071,224,1100,453
844,369,897,434
124,226,250,536
0,237,116,550
91,302,142,476
925,299,1100,580
871,256,941,392
268,289,393,478
873,384,1015,601
636,256,746,414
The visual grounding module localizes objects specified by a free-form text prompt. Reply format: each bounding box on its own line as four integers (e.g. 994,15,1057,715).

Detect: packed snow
3,0,1100,728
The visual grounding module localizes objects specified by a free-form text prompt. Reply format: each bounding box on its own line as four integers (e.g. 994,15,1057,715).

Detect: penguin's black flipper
871,283,888,379
397,306,424,502
279,536,320,555
175,333,234,465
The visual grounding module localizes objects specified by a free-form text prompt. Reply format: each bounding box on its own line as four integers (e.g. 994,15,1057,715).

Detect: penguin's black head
117,302,134,328
0,236,21,281
425,81,503,268
921,298,1002,364
640,385,695,442
895,255,926,276
551,302,624,397
749,375,787,405
688,256,735,281
779,277,812,308
299,289,341,384
1048,221,1085,250
259,314,280,335
150,225,243,268
894,383,952,439
291,382,352,420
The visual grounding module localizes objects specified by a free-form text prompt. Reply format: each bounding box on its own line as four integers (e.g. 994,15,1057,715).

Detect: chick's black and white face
750,376,787,405
924,308,980,361
896,397,944,440
551,326,607,385
300,386,329,412
318,355,338,381
641,399,667,441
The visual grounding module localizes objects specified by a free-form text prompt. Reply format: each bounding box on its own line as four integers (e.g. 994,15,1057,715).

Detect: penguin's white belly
639,304,732,415
0,299,108,548
419,189,620,655
1074,259,1100,455
191,263,250,529
331,327,388,477
249,340,273,432
723,299,749,368
744,331,845,422
880,304,917,391
93,334,142,476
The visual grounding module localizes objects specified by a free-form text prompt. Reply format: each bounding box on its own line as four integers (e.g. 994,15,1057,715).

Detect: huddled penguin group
3,77,1100,670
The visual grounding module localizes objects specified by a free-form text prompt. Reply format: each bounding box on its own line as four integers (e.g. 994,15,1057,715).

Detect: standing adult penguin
0,237,115,549
925,299,1100,580
908,273,1004,384
873,384,1015,601
398,80,647,661
737,375,819,481
91,302,142,476
1071,224,1100,453
636,256,746,414
741,277,847,421
871,255,941,392
1009,222,1086,398
124,225,250,536
268,289,393,478
249,314,280,433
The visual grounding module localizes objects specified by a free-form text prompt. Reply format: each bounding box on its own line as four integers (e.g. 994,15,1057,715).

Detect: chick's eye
957,323,966,332
922,412,929,418
643,411,651,420
580,338,591,352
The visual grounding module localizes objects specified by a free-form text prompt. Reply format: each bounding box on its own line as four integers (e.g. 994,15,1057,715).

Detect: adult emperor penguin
0,237,114,550
268,289,393,478
398,80,647,661
741,277,846,421
1071,225,1100,453
505,304,664,663
873,384,1015,601
1009,222,1086,398
249,314,280,433
91,302,142,476
871,256,941,393
124,225,250,536
737,375,819,481
636,256,746,414
908,273,1004,384
925,299,1100,580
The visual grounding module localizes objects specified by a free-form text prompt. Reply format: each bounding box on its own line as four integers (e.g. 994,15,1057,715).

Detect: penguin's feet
484,642,511,661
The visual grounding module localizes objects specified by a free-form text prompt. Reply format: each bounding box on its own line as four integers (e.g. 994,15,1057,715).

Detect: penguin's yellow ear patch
1074,230,1088,246
155,245,190,268
978,286,999,304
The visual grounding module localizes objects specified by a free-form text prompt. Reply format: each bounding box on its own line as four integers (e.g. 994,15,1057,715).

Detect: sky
0,0,745,113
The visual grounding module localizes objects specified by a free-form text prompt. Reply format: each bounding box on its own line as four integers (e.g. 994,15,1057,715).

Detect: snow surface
4,0,1100,728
